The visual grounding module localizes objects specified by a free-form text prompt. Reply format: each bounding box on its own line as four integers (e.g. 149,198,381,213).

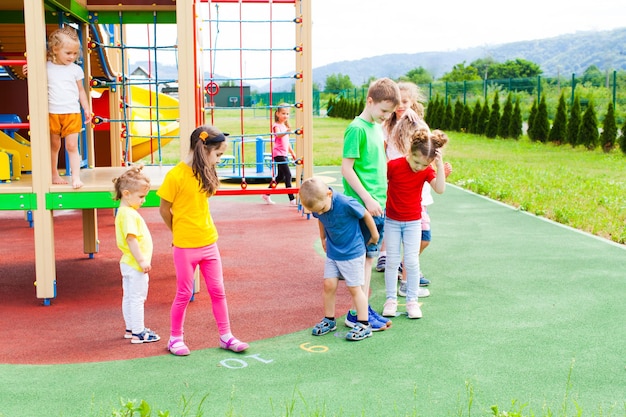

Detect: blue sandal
312,317,336,336
131,328,160,344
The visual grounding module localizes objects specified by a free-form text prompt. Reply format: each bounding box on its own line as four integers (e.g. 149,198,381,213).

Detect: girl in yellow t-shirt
158,125,249,356
113,165,160,344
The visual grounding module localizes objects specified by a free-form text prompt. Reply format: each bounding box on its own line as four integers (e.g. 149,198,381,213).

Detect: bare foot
72,177,84,189
52,175,68,185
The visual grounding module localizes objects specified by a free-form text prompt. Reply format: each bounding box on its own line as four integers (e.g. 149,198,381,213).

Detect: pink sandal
219,336,249,352
167,338,190,356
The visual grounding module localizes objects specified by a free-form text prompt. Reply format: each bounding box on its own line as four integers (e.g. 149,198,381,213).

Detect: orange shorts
49,113,83,138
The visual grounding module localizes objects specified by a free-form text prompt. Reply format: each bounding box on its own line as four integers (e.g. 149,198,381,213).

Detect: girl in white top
46,26,91,188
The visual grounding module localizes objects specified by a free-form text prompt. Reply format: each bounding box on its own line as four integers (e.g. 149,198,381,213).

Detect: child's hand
368,232,379,246
444,162,452,177
139,261,152,273
22,64,28,77
84,112,93,124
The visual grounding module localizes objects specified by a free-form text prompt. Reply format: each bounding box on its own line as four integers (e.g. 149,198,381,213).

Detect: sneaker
397,262,403,280
345,310,387,332
345,322,372,341
289,199,297,206
399,283,429,298
261,194,275,205
368,305,391,327
382,299,398,317
375,255,386,272
420,275,431,287
406,300,423,319
312,317,336,336
398,281,407,297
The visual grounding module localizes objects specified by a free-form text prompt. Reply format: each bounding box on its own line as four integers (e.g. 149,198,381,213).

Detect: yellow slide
0,130,31,173
127,85,179,162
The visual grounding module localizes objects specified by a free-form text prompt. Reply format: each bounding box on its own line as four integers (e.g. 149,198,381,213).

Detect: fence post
613,70,617,109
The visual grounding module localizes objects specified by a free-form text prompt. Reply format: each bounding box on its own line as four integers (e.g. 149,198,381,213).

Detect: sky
126,0,626,84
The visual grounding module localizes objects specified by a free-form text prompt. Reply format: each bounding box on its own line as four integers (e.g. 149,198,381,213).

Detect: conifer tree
579,100,599,150
442,100,454,130
548,92,568,144
477,98,490,135
498,93,513,138
618,119,626,155
509,99,523,140
600,102,617,152
532,95,550,143
326,96,335,117
460,103,472,133
485,91,500,138
452,99,464,131
527,100,537,140
470,101,482,134
567,95,582,146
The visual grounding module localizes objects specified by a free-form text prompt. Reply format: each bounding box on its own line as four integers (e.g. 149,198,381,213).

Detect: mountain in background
132,27,626,93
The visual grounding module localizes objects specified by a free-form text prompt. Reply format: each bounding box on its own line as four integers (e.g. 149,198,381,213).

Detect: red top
386,157,436,221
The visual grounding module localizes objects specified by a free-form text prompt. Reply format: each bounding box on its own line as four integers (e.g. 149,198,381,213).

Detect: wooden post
24,0,57,303
295,0,313,183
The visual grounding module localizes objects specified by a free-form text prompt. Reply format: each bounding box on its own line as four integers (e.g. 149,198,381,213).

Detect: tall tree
498,93,513,138
579,100,599,150
566,96,582,146
509,99,523,139
324,73,354,91
599,102,617,152
485,91,500,138
619,118,626,155
548,92,568,144
531,95,550,143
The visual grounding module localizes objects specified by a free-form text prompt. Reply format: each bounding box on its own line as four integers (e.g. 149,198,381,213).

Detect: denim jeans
360,214,385,258
383,218,422,301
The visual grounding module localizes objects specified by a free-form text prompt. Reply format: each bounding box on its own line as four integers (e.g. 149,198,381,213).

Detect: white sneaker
418,288,430,298
382,299,398,317
406,300,422,319
289,199,297,206
261,195,275,205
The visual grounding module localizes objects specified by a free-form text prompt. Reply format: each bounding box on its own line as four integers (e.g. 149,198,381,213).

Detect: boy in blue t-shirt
299,177,379,341
342,77,401,330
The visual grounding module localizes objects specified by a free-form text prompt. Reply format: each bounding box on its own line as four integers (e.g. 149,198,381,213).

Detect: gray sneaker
398,282,430,298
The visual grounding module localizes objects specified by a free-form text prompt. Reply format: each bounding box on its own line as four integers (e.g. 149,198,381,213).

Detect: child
382,126,448,319
377,81,428,275
158,125,249,356
113,165,160,344
341,77,400,331
299,177,379,341
262,104,297,205
45,26,92,188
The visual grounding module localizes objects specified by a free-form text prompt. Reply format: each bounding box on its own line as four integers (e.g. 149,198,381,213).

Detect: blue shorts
422,230,431,242
359,214,385,258
324,255,365,287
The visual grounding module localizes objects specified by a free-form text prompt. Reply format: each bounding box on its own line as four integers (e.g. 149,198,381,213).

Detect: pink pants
171,244,231,338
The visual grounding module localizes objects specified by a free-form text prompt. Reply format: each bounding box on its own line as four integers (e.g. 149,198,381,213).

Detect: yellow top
115,206,153,272
157,162,218,248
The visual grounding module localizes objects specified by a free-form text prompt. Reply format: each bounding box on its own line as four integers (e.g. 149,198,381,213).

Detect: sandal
124,329,132,339
219,336,249,353
312,317,336,336
167,338,190,356
131,328,160,344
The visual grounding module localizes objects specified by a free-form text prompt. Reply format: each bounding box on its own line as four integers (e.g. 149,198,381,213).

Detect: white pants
121,263,149,334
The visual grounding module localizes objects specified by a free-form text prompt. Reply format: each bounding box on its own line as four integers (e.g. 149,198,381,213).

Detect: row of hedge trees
326,92,626,154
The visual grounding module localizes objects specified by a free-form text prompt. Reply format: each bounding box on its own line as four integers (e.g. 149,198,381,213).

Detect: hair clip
198,131,209,142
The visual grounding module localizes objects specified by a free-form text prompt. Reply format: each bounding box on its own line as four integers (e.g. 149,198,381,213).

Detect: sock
358,320,369,325
379,251,386,257
325,316,335,321
220,332,233,343
350,309,357,315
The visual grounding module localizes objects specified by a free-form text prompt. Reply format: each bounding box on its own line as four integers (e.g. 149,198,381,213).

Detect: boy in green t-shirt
341,77,400,331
